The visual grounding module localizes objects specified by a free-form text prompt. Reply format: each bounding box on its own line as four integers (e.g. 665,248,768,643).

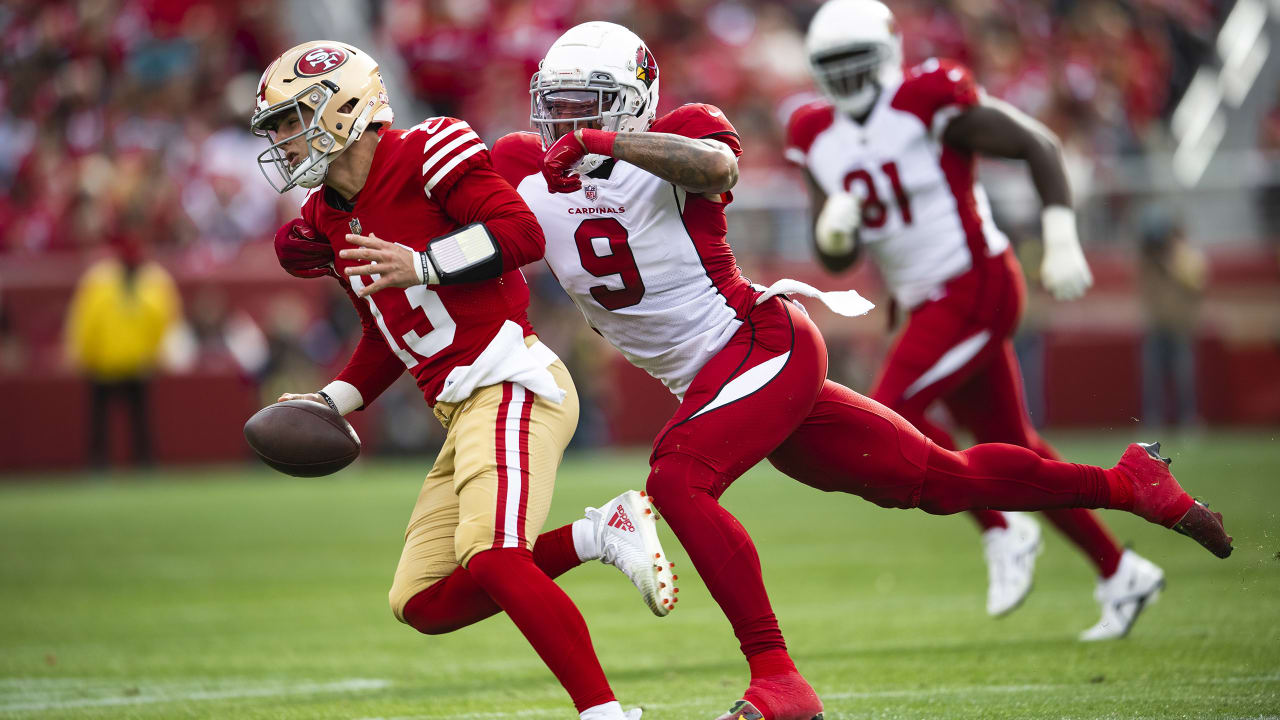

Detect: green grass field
2,431,1278,719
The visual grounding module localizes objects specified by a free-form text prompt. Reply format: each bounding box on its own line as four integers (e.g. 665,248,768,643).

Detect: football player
491,22,1232,720
788,0,1163,640
251,41,675,720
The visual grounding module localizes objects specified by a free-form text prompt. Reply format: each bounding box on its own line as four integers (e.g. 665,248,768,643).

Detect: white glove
1040,205,1093,301
815,192,861,256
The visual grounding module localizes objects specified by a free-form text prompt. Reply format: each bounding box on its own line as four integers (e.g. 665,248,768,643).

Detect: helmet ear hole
338,97,358,114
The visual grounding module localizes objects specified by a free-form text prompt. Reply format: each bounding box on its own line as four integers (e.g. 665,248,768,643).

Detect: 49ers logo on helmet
634,46,658,88
295,46,349,77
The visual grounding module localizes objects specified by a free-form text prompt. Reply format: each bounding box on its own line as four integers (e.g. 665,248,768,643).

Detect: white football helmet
530,21,660,174
806,0,904,116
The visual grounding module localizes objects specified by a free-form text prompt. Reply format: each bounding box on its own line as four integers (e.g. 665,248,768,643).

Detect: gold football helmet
250,41,394,192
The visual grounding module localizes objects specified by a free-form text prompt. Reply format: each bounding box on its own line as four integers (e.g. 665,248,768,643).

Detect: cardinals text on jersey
302,117,536,406
786,58,1010,309
493,104,756,396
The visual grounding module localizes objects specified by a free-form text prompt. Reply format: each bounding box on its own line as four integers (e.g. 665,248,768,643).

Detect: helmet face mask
530,76,624,148
811,44,892,116
251,84,338,192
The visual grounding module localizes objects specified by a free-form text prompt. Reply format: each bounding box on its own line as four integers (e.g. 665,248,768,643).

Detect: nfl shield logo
349,217,362,235
584,185,597,201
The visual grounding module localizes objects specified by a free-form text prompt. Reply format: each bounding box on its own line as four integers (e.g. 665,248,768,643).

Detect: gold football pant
388,355,578,622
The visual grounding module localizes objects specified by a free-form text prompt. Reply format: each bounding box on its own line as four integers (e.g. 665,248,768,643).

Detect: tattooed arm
610,132,739,196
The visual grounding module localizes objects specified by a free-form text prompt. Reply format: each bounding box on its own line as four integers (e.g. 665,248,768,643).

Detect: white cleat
1079,549,1164,641
586,490,678,617
624,710,643,720
983,512,1043,617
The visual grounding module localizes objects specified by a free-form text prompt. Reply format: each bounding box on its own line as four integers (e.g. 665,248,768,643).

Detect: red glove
539,129,617,194
274,218,335,279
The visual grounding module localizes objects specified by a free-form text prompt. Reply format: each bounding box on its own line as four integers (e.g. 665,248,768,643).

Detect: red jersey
301,117,546,407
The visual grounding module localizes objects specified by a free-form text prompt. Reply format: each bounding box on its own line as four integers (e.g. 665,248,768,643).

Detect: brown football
243,399,361,477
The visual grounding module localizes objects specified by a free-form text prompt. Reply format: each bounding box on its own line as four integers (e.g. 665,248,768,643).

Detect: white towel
436,320,566,405
752,278,876,317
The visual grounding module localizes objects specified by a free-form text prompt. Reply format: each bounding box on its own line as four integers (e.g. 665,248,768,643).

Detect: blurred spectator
64,238,181,468
1138,207,1206,430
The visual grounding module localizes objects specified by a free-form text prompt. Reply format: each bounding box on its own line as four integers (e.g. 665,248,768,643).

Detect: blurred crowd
0,0,1233,259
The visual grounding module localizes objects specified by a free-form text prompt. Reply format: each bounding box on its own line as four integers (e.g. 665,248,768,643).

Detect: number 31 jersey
492,104,757,397
786,58,1009,310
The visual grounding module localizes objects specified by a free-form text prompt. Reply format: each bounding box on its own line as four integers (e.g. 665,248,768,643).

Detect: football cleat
1115,442,1233,558
982,512,1042,617
585,490,677,617
1079,549,1165,641
717,672,824,720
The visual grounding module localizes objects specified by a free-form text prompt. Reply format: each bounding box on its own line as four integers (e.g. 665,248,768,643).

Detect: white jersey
786,58,1009,309
492,105,759,396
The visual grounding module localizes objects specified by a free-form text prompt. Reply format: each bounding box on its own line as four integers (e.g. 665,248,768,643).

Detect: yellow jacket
65,259,181,380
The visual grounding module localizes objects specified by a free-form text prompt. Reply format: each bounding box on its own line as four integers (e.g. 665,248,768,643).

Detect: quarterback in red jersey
494,21,1232,720
251,41,676,720
789,0,1161,640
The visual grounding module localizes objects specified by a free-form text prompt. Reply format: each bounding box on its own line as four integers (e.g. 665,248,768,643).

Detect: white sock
580,700,626,720
572,517,598,562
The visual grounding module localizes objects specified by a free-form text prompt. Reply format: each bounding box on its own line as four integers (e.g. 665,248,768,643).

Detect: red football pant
870,250,1121,578
401,525,614,712
646,297,1122,663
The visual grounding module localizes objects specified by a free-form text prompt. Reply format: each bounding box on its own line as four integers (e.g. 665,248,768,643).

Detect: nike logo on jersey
607,505,636,533
568,206,626,215
707,109,723,117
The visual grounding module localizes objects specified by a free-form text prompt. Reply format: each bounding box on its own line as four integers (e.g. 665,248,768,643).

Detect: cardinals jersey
301,117,543,407
493,104,757,396
786,59,1010,309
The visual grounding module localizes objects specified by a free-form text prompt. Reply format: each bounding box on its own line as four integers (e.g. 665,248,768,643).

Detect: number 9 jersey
492,103,757,397
786,58,1010,310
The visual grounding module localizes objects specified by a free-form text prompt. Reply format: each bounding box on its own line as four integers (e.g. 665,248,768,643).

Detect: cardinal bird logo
634,46,658,88
584,185,597,201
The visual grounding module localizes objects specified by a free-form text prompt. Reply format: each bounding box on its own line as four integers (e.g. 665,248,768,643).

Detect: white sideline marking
0,677,390,713
351,674,1280,720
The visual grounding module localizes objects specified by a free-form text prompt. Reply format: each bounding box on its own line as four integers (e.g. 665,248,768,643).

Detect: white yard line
0,677,390,713
352,673,1280,720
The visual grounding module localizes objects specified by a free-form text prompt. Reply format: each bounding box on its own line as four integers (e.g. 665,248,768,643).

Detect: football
243,399,361,477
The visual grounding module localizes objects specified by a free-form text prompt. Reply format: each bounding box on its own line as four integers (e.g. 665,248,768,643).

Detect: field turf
2,431,1278,719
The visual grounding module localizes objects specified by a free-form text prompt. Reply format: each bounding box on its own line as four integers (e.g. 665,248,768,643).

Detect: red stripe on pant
493,383,514,549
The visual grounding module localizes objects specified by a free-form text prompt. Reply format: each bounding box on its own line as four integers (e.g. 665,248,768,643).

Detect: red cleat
716,672,823,720
1116,442,1233,558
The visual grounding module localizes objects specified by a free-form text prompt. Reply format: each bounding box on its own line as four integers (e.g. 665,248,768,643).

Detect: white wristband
320,380,364,415
1041,205,1078,249
412,251,440,285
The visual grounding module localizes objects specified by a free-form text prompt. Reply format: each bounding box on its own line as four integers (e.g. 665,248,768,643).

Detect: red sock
919,443,1115,514
647,452,786,659
1042,509,1123,578
747,648,798,679
467,547,614,712
532,523,582,578
403,524,582,635
970,510,1008,530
